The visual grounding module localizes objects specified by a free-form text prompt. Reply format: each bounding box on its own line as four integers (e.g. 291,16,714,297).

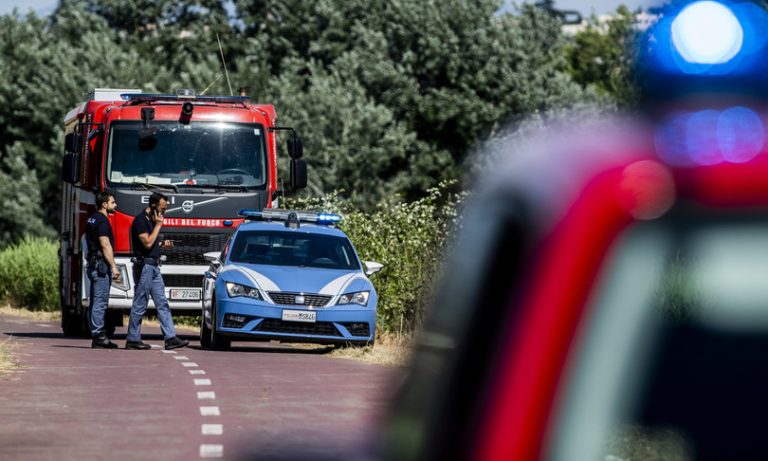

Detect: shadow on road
189,344,336,355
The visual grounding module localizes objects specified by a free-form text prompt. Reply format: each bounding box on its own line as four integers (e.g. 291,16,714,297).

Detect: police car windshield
229,230,360,270
106,121,267,189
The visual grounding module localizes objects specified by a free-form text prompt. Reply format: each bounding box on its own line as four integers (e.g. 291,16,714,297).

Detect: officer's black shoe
92,336,118,349
164,336,189,350
125,340,152,350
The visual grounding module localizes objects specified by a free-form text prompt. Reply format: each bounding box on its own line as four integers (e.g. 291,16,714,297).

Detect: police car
200,209,382,350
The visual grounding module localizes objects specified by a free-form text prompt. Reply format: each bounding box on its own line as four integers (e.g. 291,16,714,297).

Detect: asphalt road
0,313,399,460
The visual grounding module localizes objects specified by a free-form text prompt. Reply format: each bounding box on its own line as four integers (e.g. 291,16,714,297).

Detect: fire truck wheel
104,311,122,338
61,309,89,338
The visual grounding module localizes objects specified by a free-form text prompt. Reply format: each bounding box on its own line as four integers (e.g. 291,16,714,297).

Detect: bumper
215,297,376,344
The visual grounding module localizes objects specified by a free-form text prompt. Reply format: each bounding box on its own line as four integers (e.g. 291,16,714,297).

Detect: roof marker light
671,1,743,65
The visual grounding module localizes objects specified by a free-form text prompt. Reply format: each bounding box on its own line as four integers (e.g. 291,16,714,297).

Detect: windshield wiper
128,182,179,193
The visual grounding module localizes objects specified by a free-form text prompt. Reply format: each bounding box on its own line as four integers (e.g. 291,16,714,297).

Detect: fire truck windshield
106,121,267,189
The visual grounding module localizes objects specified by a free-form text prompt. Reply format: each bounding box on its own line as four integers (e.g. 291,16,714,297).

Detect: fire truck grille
161,233,230,266
267,292,332,307
253,319,342,337
163,274,205,288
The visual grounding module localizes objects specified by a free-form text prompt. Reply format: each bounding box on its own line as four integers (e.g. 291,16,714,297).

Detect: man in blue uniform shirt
85,190,119,349
125,191,189,350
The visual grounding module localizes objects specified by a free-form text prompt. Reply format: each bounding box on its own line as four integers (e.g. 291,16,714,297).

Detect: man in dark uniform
125,191,189,350
85,190,119,349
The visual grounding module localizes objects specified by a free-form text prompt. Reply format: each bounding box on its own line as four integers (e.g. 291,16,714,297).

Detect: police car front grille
161,233,230,266
163,274,204,288
253,319,342,337
267,292,331,307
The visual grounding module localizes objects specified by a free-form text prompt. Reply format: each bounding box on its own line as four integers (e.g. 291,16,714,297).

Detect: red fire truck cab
59,88,306,336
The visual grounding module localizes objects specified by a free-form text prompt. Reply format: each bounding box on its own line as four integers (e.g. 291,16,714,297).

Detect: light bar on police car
238,209,342,225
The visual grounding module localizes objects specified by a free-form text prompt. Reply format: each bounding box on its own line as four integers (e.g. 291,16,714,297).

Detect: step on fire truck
59,88,307,336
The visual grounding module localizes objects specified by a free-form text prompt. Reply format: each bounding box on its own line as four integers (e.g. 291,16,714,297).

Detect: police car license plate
282,309,317,323
170,288,201,301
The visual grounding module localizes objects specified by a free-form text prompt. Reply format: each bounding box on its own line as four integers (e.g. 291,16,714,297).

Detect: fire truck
59,88,307,336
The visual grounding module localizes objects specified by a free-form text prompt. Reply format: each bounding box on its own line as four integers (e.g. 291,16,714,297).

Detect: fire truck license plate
170,289,201,301
282,309,317,323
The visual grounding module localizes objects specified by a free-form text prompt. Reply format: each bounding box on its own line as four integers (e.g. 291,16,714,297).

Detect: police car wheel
200,308,212,349
210,300,231,351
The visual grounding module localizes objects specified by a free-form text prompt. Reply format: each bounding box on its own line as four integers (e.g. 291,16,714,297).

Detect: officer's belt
134,257,160,267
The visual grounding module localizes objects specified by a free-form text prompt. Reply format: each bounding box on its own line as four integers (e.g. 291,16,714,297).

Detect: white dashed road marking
200,444,223,458
164,349,224,459
202,424,224,435
150,344,161,349
200,406,221,416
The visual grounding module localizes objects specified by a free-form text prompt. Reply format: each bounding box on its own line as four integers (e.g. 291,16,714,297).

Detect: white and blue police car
200,209,382,350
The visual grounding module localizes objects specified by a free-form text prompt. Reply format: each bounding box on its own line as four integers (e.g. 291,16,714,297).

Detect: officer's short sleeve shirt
86,213,114,254
131,210,161,259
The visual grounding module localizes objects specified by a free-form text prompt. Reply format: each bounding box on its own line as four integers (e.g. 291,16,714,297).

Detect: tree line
0,0,639,246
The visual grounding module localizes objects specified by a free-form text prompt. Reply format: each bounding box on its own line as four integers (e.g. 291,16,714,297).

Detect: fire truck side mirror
290,158,307,191
288,137,304,159
61,152,80,184
64,132,82,154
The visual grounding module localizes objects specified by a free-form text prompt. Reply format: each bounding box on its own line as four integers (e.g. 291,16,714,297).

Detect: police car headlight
226,282,262,300
336,291,369,306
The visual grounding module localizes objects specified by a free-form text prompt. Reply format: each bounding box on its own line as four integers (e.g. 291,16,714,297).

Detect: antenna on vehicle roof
199,74,222,96
216,32,233,96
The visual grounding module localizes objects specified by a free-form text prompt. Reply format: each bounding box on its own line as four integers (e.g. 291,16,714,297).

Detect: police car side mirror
204,251,222,267
364,261,383,276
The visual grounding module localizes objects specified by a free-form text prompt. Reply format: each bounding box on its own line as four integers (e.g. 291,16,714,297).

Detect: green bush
287,182,463,334
0,237,58,311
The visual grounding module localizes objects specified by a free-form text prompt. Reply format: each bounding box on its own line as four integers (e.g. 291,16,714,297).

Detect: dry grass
0,304,60,322
0,337,18,377
327,332,413,367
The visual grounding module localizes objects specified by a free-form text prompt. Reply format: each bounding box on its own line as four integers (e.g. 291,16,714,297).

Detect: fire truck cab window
106,121,267,188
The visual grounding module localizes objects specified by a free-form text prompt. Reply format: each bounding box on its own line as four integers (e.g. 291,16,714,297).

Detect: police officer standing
125,191,189,350
86,190,120,349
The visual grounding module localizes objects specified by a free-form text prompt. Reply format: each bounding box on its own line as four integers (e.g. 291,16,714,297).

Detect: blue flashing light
223,220,233,227
672,1,743,65
645,0,768,78
655,107,766,166
316,213,342,225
